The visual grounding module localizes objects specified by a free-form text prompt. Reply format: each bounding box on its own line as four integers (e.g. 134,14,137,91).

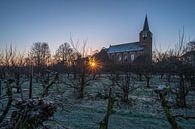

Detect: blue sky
0,0,195,54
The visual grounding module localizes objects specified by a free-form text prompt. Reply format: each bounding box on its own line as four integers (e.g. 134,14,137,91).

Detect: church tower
139,15,152,63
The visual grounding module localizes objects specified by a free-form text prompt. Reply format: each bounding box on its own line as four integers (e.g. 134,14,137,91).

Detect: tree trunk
99,88,115,129
29,73,33,99
167,74,171,83
123,90,129,102
16,73,20,93
146,77,150,88
79,74,85,98
176,76,187,108
0,80,1,96
144,75,150,88
139,74,142,81
159,91,181,129
0,81,12,123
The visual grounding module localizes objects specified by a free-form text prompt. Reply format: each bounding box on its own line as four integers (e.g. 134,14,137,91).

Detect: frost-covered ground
1,74,195,129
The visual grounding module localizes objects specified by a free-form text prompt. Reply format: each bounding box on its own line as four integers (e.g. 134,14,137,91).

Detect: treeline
0,40,195,92
0,40,194,104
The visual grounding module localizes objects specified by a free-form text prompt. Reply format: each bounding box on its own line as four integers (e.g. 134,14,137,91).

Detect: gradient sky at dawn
0,0,195,54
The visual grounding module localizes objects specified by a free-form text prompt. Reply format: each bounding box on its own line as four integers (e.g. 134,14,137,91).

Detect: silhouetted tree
60,37,91,98
30,42,51,73
54,42,74,67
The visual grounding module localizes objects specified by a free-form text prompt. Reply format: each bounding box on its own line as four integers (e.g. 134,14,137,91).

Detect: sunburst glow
90,62,96,67
89,59,96,68
88,57,101,72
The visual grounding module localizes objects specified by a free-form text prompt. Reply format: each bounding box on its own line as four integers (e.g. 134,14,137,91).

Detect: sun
88,57,100,71
90,61,96,67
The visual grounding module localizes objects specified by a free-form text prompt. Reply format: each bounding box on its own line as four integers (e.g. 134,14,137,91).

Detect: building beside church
182,41,195,68
107,15,152,64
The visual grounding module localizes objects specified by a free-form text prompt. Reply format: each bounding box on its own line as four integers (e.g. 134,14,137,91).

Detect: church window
118,55,122,62
131,54,134,62
124,55,128,62
111,54,115,60
142,32,147,40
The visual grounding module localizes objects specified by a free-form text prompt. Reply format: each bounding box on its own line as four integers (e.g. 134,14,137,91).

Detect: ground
1,74,195,129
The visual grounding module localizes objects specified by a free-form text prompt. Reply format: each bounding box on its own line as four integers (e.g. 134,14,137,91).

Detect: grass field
1,74,195,129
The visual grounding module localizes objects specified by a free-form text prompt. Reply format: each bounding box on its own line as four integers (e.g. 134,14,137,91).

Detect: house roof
107,42,144,53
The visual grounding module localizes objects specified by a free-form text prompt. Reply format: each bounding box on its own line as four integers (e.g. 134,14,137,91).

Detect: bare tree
153,28,192,108
30,42,51,72
0,79,14,124
41,72,59,97
0,50,5,79
24,56,34,99
64,36,94,98
4,45,17,77
54,42,74,66
12,53,26,95
116,72,136,103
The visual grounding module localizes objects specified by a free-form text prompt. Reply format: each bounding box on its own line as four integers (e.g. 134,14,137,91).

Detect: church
107,15,152,64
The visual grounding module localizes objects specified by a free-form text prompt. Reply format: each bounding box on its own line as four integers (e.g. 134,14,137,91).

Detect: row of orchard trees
29,42,79,71
0,41,97,99
0,43,65,128
0,42,80,74
0,42,81,97
0,37,194,96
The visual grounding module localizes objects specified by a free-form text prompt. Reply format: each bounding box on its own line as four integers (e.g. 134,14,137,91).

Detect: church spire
143,15,149,31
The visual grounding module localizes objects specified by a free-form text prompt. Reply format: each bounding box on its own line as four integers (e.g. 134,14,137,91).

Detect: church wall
108,51,144,64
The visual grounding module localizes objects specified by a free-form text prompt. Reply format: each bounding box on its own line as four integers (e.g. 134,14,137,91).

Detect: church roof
107,42,144,53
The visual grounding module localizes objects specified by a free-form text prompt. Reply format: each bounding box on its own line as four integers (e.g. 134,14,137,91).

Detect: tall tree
30,42,51,69
54,42,73,66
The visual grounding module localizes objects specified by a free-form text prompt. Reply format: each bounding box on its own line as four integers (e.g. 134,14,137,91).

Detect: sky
0,0,195,54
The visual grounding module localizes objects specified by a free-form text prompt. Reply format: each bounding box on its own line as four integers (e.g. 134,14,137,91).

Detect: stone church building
107,16,152,64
